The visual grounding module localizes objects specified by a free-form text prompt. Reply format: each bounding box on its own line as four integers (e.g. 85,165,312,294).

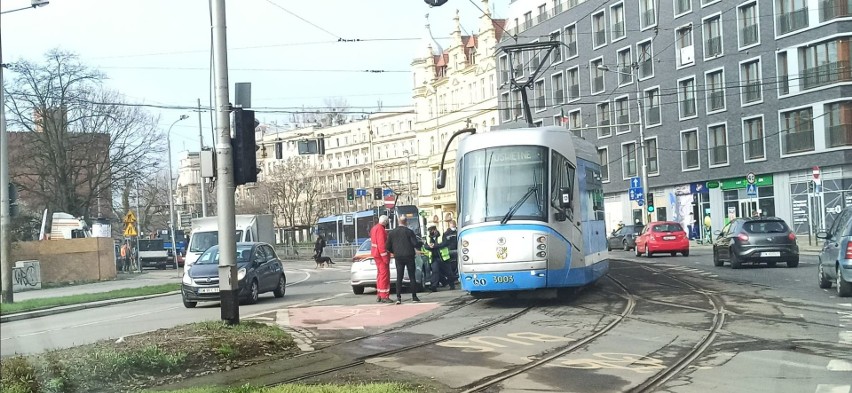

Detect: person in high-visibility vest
423,225,453,291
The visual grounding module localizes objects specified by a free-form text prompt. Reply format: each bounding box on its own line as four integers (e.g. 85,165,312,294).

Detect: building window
535,79,546,111
569,109,582,137
597,102,612,138
798,38,852,91
675,0,691,15
275,142,283,159
611,3,625,40
640,0,656,29
552,72,565,105
593,12,607,47
708,124,729,166
741,59,762,103
598,148,610,182
645,138,659,175
615,96,631,133
743,116,765,160
567,67,580,100
622,142,638,178
681,130,700,170
565,24,578,58
528,48,542,75
739,2,759,47
825,101,852,148
703,15,723,58
821,0,852,21
538,4,548,22
645,87,661,126
679,77,697,118
780,107,815,154
706,69,726,112
550,31,563,63
591,58,605,93
777,0,809,35
554,0,564,14
617,48,632,85
777,52,789,95
501,92,512,122
676,25,695,67
638,40,654,79
533,119,544,127
513,90,524,119
524,11,533,30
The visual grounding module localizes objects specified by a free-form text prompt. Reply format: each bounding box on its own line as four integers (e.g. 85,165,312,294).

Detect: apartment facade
499,0,852,236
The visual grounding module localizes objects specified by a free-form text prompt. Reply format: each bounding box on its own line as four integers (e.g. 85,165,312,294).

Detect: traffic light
424,0,449,6
373,187,382,200
8,183,19,217
646,193,655,213
807,180,815,193
232,108,260,186
346,188,355,201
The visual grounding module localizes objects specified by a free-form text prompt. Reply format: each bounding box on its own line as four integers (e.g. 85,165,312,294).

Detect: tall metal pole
212,0,239,325
197,98,208,217
135,181,142,273
0,38,13,303
166,117,186,271
405,152,413,205
632,63,649,225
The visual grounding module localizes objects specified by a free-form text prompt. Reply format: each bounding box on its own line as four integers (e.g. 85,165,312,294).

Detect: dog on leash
314,255,333,268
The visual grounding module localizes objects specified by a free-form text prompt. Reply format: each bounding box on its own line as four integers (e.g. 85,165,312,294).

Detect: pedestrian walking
120,242,130,272
314,234,327,258
370,215,393,303
444,219,459,282
386,215,422,304
424,225,454,291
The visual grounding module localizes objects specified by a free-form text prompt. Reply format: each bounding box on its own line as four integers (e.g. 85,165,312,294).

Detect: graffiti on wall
12,260,42,292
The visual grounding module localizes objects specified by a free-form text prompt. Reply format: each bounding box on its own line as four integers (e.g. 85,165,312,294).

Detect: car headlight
237,267,247,281
182,273,193,285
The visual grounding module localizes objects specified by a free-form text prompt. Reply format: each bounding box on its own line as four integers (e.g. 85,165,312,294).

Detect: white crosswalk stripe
815,385,851,393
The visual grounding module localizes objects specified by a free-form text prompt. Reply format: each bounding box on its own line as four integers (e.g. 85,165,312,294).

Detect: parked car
181,242,286,308
352,239,372,262
816,206,852,297
607,224,644,251
350,254,431,294
712,217,799,269
634,221,689,257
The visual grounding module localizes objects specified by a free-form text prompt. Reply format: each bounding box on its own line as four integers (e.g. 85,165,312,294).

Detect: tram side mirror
436,169,447,189
559,187,572,209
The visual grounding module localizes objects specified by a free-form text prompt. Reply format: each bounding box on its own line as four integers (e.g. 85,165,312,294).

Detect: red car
635,221,690,257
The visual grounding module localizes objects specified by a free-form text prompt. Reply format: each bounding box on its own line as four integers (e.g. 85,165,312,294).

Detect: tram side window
550,151,576,219
582,164,605,222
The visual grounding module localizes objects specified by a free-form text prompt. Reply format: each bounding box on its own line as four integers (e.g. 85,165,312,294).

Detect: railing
593,76,604,92
642,9,656,27
783,131,815,153
569,84,580,99
554,89,565,104
779,75,790,95
601,164,609,182
617,114,630,132
684,150,699,169
742,82,760,103
502,107,512,121
619,67,632,84
821,0,852,21
676,0,691,14
801,61,852,90
524,19,533,30
566,41,578,57
778,8,809,34
594,30,606,46
709,146,728,165
536,96,546,110
681,99,696,117
646,106,661,124
640,59,653,78
646,153,659,174
598,120,611,137
741,24,758,46
705,36,722,57
746,139,764,160
612,21,625,38
828,124,852,147
554,0,563,14
709,91,725,111
538,10,549,23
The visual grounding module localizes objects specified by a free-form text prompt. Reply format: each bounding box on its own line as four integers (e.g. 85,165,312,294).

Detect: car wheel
786,258,799,268
713,249,724,267
670,252,677,257
247,280,259,304
182,298,197,308
818,264,832,289
352,285,365,295
838,267,852,297
607,243,612,252
682,250,690,257
647,247,654,257
730,249,742,269
767,262,777,268
635,246,642,257
273,275,286,298
623,240,630,251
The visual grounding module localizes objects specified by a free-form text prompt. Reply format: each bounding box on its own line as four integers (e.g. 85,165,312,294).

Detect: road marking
840,331,852,345
291,292,349,308
814,385,851,393
554,353,666,374
839,304,852,307
827,360,852,371
286,270,311,287
436,332,573,353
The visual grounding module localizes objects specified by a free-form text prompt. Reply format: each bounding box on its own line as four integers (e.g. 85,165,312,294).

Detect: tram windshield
459,145,548,226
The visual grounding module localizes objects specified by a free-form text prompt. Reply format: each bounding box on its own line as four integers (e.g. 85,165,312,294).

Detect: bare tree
4,49,166,222
321,97,350,126
111,171,171,238
299,162,327,228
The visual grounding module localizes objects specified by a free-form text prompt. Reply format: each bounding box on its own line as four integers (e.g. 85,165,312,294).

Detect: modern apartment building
498,0,851,236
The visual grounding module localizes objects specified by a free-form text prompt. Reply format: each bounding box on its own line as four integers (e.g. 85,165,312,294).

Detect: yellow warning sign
123,223,138,237
124,210,137,224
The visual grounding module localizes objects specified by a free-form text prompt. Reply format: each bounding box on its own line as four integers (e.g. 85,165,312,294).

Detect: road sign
746,172,756,185
355,188,367,197
812,166,820,180
344,214,354,225
124,210,137,224
629,177,642,189
628,188,644,201
123,223,138,237
384,194,396,209
637,199,644,206
706,180,720,189
746,183,757,196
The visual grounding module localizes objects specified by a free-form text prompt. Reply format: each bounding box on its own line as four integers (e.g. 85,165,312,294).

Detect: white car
350,255,431,294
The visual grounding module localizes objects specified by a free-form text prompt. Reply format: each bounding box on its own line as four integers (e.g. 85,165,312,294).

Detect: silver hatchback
817,206,852,297
350,254,431,295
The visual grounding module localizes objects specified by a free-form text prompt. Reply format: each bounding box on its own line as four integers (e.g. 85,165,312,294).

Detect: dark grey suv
607,225,643,251
181,242,286,308
817,206,852,297
712,217,799,268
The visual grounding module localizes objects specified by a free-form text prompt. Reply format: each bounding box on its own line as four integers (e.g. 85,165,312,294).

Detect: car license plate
198,287,220,294
663,235,676,240
760,252,781,257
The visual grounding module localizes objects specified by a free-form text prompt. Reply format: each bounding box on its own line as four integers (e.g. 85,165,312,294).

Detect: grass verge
0,283,180,315
1,321,297,393
150,383,420,393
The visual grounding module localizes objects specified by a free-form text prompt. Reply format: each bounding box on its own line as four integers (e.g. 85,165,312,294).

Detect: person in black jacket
386,215,421,304
314,235,326,258
444,220,459,282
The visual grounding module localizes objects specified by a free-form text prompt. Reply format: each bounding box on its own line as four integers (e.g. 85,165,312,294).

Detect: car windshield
744,221,788,233
190,231,243,253
194,245,255,265
358,239,371,252
138,240,164,251
459,145,548,226
653,223,683,232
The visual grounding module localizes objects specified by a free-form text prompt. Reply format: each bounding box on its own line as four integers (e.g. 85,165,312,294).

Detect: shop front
674,182,711,241
788,166,852,236
719,174,775,222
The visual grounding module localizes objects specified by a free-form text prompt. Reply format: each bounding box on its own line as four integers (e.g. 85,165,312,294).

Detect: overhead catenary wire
263,0,341,40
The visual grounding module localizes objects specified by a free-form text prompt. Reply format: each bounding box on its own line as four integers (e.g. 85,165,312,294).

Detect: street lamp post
167,115,189,270
1,0,50,304
598,64,650,224
403,150,413,205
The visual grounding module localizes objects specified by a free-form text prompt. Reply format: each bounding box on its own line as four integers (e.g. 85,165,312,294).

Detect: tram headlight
462,248,469,254
536,236,547,244
537,251,547,258
462,239,470,248
462,255,470,262
537,244,546,251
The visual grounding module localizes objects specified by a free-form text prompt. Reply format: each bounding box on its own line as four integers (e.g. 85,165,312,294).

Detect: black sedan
712,217,799,269
181,242,286,308
607,224,644,251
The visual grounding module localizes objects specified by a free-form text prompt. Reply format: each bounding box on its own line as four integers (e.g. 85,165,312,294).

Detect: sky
2,0,509,158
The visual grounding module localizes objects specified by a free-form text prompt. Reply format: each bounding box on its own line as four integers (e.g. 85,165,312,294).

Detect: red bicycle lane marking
287,303,440,330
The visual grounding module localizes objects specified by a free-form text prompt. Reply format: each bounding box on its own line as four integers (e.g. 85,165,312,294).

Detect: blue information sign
746,183,757,197
629,188,644,201
630,177,642,189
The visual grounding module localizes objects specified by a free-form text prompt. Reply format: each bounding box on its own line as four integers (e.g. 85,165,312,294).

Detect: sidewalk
13,269,182,302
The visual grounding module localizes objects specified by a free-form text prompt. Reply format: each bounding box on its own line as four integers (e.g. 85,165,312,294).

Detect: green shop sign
720,174,773,190
706,180,720,189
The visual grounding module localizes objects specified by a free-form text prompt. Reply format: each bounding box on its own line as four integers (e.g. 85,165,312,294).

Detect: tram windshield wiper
500,185,539,225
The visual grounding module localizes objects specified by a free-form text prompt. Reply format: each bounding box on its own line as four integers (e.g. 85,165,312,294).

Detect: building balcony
828,124,852,147
646,106,661,125
741,24,759,46
568,84,579,99
709,146,728,165
640,59,653,78
778,8,809,34
594,30,606,47
745,139,765,160
612,22,625,39
642,9,655,27
565,41,578,57
783,131,815,153
821,0,852,21
705,36,722,58
709,91,725,111
554,1,563,14
681,99,696,117
801,61,852,90
744,82,761,103
684,150,699,169
593,76,604,93
617,115,630,132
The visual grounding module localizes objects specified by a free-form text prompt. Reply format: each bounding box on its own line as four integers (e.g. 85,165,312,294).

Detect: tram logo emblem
497,237,507,245
496,246,508,260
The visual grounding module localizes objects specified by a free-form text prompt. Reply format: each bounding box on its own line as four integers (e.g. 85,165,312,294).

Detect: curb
0,291,181,323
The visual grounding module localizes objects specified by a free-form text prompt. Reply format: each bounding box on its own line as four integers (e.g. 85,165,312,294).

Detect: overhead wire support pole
211,0,239,325
196,98,208,217
0,39,12,303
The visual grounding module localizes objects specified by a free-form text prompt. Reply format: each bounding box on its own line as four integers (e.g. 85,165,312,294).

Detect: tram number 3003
473,276,515,286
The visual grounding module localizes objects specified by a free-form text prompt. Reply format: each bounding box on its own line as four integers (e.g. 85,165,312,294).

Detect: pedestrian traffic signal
646,193,655,213
346,188,355,201
232,108,260,186
373,187,382,200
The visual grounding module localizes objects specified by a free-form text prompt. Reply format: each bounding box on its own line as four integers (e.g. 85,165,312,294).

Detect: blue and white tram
437,126,608,296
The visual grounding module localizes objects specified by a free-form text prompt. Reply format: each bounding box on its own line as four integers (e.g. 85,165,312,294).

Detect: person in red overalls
370,215,393,303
